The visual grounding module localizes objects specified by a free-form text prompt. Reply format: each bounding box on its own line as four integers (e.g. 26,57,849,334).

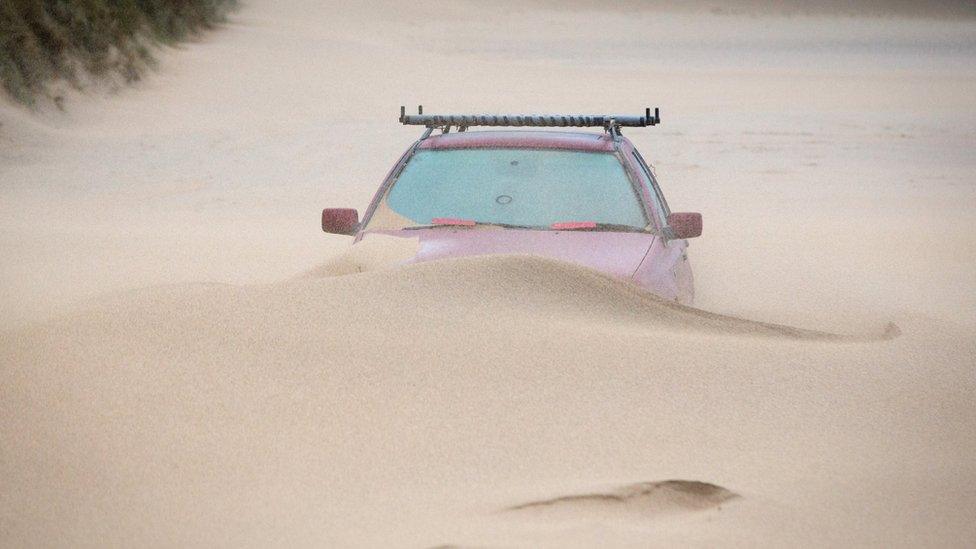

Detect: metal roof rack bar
398,106,660,129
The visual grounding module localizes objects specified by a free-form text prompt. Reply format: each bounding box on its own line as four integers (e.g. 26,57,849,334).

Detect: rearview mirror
667,212,702,239
322,208,359,236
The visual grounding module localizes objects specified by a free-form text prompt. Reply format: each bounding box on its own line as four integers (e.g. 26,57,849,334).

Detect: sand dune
308,245,899,341
1,0,975,546
0,254,962,546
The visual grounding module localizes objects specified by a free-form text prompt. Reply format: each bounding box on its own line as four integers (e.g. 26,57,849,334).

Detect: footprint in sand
503,480,739,521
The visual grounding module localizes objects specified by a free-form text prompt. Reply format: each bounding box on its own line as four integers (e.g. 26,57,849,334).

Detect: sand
2,1,975,546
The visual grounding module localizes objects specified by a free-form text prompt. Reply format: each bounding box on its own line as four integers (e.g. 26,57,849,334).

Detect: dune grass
0,0,236,107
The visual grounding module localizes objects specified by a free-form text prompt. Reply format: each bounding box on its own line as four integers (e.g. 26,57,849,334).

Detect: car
321,107,702,304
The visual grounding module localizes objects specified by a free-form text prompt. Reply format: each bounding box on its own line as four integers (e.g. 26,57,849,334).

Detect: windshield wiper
402,218,539,231
550,221,648,233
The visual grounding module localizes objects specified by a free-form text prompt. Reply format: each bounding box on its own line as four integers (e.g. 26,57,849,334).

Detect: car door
629,147,694,304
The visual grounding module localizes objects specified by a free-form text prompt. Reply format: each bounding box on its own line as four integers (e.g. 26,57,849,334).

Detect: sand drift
306,250,899,341
0,254,901,546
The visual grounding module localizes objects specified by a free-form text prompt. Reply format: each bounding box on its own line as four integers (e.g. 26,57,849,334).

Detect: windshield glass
370,148,648,230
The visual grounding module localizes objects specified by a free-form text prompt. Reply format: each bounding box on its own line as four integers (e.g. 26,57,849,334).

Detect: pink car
322,108,702,304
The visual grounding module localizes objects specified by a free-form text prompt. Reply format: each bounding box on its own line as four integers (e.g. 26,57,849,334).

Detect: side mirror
667,212,702,239
322,208,359,236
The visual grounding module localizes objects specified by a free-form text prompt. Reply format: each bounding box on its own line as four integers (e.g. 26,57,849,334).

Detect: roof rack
398,105,660,139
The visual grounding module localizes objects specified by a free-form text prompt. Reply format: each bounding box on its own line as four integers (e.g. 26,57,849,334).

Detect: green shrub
0,0,236,106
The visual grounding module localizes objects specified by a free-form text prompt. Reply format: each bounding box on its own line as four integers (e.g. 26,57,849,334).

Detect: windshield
368,148,648,230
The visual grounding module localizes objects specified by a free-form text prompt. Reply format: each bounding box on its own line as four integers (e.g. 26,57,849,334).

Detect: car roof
416,130,618,152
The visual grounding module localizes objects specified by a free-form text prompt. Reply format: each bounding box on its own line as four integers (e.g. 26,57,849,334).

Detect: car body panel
633,236,693,304
373,228,658,282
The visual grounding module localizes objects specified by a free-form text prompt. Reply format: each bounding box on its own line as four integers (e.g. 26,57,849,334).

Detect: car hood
368,228,656,279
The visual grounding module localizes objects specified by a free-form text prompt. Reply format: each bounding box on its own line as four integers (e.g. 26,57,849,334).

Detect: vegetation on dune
0,0,236,107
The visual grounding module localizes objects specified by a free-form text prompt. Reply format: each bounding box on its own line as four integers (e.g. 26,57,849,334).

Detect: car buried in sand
321,107,702,304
